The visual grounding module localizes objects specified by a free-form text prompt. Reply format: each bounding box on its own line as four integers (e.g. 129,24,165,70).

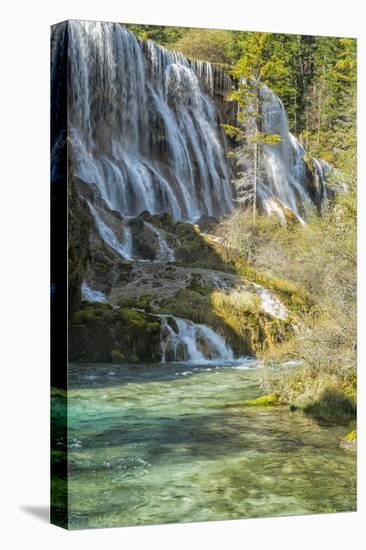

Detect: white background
1,0,365,548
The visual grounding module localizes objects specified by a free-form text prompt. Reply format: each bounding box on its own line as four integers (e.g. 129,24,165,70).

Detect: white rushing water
51,21,332,239
258,85,329,220
159,315,234,363
251,283,288,320
87,202,134,260
55,20,233,222
81,281,108,303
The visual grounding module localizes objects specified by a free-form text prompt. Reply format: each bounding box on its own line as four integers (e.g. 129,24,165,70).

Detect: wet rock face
68,176,92,316
69,304,162,363
303,154,322,209
194,215,219,232
128,218,159,260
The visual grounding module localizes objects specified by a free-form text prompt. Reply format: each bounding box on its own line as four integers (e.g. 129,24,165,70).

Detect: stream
54,360,356,529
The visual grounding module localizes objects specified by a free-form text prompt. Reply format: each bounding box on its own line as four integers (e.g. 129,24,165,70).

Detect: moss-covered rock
128,217,159,260
72,302,112,324
174,222,234,271
242,394,280,407
303,153,324,210
117,294,153,312
69,305,161,363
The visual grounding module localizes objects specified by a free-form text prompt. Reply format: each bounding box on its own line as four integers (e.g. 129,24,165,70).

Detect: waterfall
87,202,134,260
54,20,233,222
51,20,332,240
251,283,288,320
159,315,234,363
258,85,329,219
81,281,108,303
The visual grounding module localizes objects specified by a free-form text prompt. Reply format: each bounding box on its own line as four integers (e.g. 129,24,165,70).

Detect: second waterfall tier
159,315,234,363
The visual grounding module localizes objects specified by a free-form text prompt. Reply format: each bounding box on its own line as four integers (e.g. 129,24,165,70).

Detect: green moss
242,394,280,407
105,307,161,335
119,308,150,328
72,303,112,324
158,288,214,325
117,294,153,312
72,308,97,324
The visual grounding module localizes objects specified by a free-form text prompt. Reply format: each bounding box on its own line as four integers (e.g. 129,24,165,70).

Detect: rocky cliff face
68,175,91,316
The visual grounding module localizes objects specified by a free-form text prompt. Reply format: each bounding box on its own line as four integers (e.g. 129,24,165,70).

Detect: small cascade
253,85,330,220
159,315,234,363
190,59,232,96
144,222,175,262
312,157,332,209
81,281,108,303
252,283,288,320
88,202,134,260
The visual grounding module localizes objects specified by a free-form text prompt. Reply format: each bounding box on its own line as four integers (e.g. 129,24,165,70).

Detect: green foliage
231,32,296,103
254,132,282,145
221,124,244,142
218,167,356,417
229,31,356,164
172,28,234,65
123,23,188,48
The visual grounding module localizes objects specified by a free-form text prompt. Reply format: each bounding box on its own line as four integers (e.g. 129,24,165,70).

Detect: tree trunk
253,137,258,225
253,91,261,225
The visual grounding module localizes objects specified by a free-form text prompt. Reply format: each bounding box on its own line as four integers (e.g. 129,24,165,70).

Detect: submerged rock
340,430,357,453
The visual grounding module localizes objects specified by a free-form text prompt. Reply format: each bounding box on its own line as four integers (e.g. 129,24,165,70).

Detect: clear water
57,361,356,529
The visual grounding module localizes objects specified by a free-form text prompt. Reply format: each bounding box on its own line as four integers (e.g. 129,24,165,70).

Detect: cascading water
159,315,234,363
87,202,134,260
251,282,288,320
54,20,233,222
258,85,330,219
51,21,332,235
81,281,108,303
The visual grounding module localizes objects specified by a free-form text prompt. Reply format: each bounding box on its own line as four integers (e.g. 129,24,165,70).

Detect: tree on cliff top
173,28,234,66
